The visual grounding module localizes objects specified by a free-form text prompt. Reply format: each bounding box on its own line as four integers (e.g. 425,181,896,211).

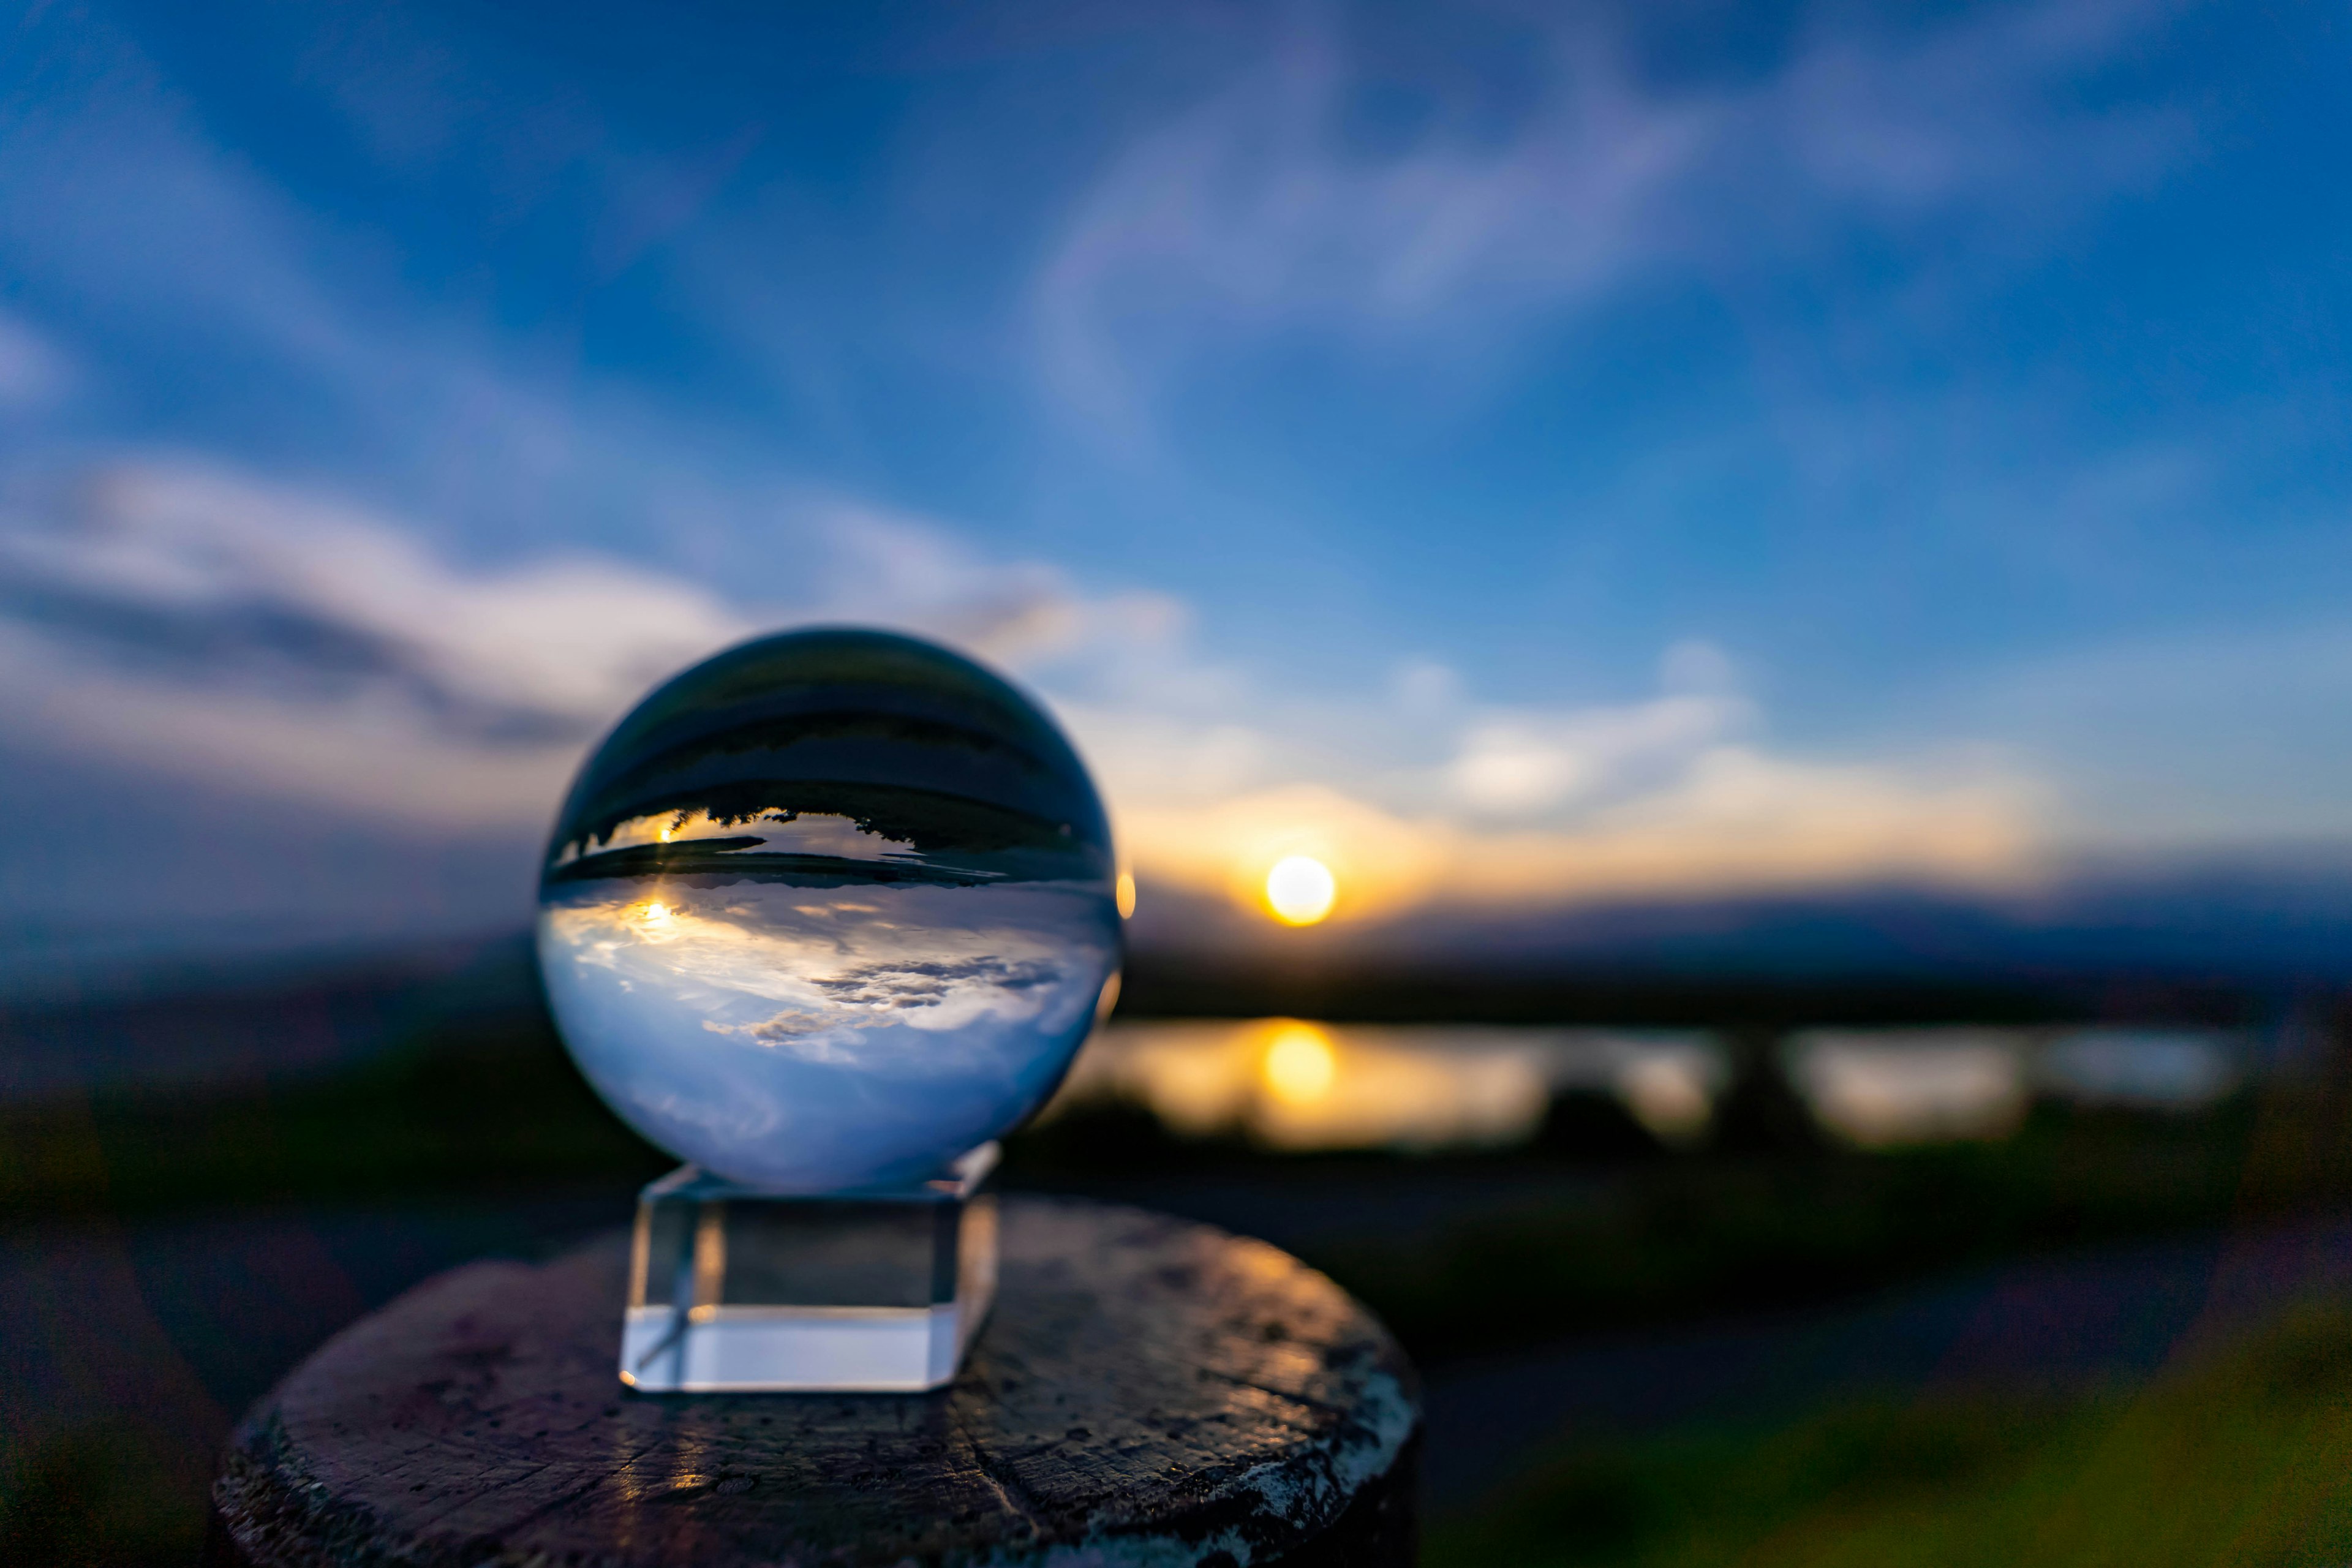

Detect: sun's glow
1115,870,1137,919
638,900,671,923
1264,855,1336,925
1117,759,2040,929
1261,1022,1338,1106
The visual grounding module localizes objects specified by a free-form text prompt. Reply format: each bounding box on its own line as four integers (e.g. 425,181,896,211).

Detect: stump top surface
214,1196,1419,1568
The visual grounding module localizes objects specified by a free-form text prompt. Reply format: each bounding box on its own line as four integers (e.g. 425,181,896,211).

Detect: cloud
1115,736,2042,922
0,462,751,826
0,310,72,410
0,11,823,558
1035,0,2179,445
794,494,1190,671
1446,686,1749,818
1057,624,2044,918
2,0,2329,980
0,454,2048,918
0,20,378,396
699,957,1071,1044
1452,744,2043,905
1957,621,2352,846
0,460,1193,831
0,5,2100,930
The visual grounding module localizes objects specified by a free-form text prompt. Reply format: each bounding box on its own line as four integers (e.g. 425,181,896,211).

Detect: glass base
618,1144,998,1393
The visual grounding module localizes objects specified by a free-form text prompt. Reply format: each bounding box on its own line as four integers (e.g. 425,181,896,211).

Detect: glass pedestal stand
619,1143,998,1393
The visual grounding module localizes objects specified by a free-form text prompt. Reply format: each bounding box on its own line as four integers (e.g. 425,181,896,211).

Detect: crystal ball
535,627,1121,1193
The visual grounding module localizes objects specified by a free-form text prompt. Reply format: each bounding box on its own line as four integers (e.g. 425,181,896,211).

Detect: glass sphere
536,628,1121,1193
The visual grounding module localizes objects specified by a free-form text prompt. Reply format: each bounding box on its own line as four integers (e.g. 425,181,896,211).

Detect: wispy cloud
0,464,747,824
0,309,72,410
792,494,1190,673
0,9,795,557
1035,0,2179,447
1444,651,1749,820
0,462,1194,829
1959,620,2352,848
0,18,375,394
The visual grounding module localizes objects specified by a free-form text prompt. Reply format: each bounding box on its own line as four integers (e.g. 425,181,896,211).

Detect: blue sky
2,0,2349,967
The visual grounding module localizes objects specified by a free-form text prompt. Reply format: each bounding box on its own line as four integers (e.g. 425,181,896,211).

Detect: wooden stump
209,1196,1420,1567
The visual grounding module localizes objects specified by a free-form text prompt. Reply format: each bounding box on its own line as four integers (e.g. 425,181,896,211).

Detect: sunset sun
1264,856,1337,925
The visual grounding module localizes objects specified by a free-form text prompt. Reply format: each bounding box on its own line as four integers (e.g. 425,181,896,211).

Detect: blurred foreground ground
6,948,2352,1563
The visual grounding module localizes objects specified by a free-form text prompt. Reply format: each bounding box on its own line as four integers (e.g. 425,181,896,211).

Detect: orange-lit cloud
1112,745,2041,921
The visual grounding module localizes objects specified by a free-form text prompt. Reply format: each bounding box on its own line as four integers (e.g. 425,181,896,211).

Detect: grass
1424,1300,2352,1567
1311,1100,2278,1355
0,1419,208,1568
11,1008,2352,1363
0,1010,669,1218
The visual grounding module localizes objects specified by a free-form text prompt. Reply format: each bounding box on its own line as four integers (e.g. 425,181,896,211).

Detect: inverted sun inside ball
535,628,1123,1193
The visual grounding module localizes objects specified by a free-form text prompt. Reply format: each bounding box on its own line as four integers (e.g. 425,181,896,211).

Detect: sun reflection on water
1047,1020,1727,1153
1039,1020,2250,1157
1261,1022,1338,1105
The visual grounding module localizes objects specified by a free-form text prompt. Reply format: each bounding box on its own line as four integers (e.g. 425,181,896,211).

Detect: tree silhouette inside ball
537,628,1121,1390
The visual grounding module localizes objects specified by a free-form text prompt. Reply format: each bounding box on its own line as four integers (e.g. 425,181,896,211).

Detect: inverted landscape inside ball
533,629,1121,1193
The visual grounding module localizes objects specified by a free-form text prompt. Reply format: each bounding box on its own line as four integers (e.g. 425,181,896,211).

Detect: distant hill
6,855,2348,1102
1120,857,2352,1022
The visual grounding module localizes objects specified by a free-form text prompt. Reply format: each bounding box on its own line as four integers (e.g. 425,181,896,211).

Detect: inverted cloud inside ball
535,628,1121,1193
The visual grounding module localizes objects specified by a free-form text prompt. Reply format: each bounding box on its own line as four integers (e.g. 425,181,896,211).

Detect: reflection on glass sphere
535,628,1121,1193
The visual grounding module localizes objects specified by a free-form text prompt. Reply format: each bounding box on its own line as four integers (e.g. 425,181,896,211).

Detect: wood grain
210,1196,1420,1567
